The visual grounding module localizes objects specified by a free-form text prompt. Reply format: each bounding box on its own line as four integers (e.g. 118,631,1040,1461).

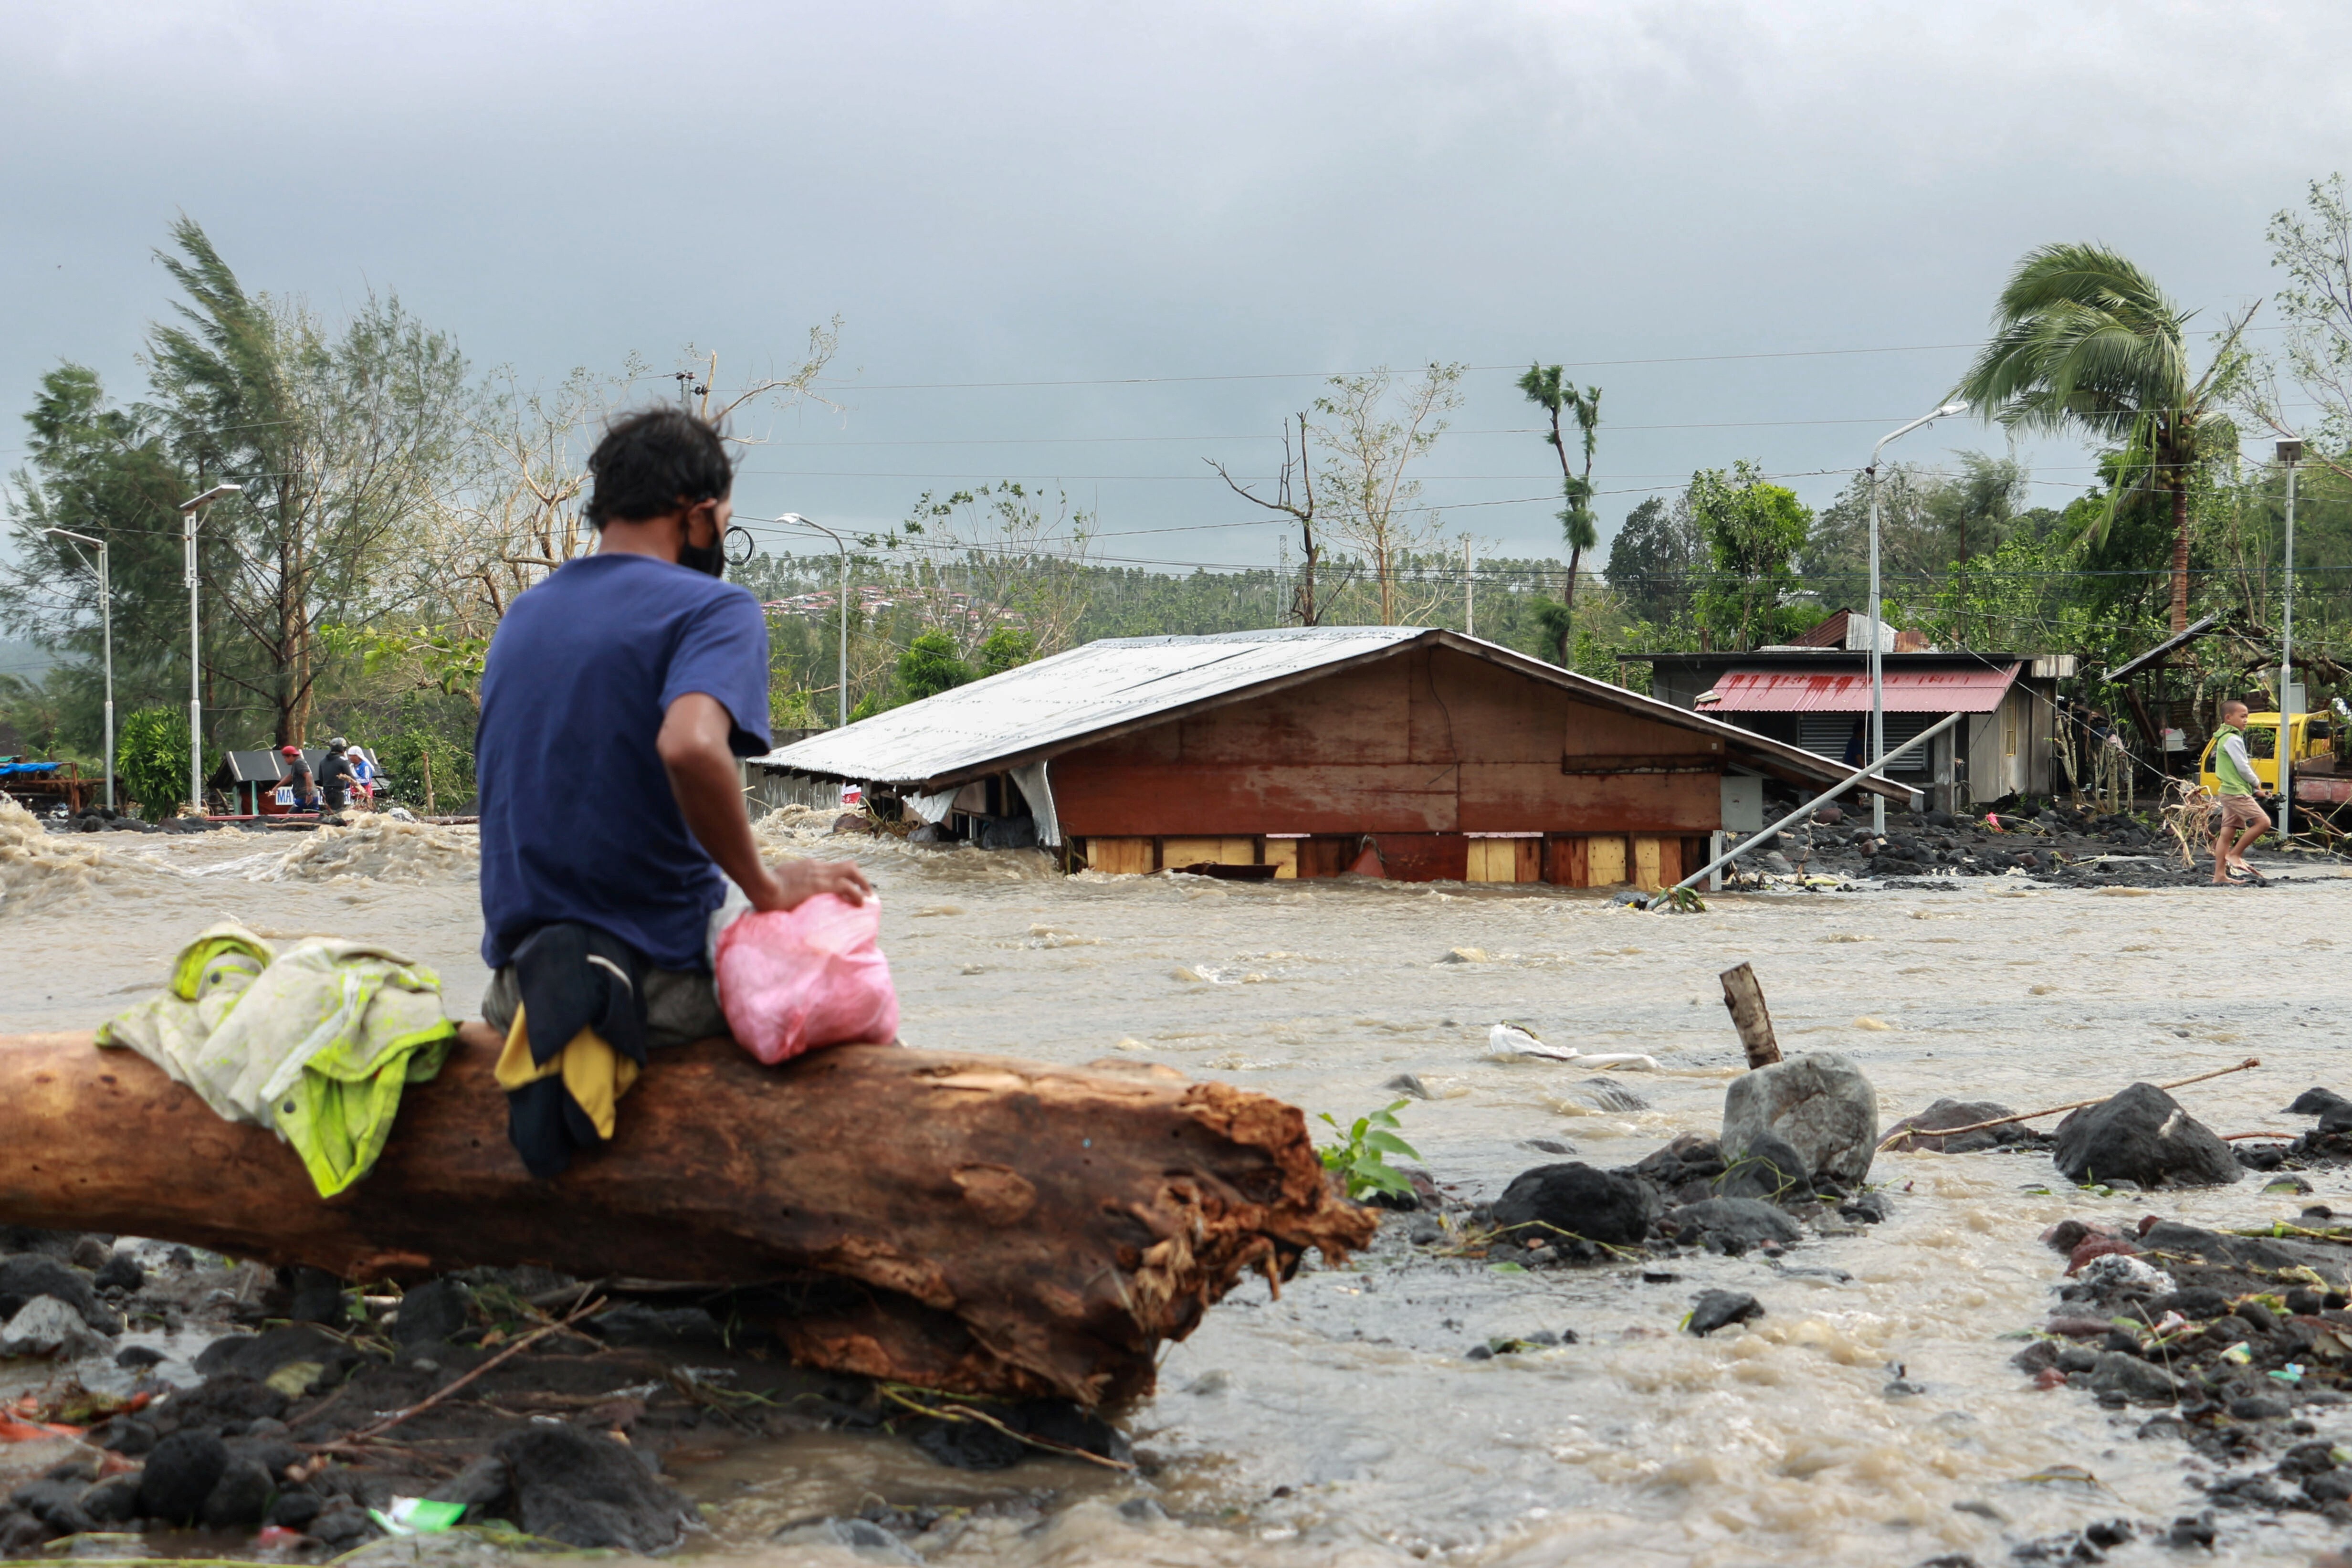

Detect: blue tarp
0,760,63,778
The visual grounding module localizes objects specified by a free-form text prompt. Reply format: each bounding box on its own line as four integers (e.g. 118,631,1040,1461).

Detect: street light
177,483,242,815
42,528,113,810
776,513,850,728
1865,400,1968,833
2278,437,2304,841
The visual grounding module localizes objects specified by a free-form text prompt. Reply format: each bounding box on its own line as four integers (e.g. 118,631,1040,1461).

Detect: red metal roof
1696,664,2019,714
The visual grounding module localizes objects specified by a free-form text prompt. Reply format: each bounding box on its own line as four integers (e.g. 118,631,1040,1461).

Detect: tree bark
0,1028,1374,1409
2170,478,2191,635
1718,962,1782,1068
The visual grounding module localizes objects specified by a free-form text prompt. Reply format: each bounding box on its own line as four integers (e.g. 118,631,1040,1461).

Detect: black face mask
679,537,726,577
678,516,726,578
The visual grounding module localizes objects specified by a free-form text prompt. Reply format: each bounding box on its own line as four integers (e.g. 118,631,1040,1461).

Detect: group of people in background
275,738,378,816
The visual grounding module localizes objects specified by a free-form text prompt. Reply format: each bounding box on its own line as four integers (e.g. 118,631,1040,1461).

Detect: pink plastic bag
714,894,900,1064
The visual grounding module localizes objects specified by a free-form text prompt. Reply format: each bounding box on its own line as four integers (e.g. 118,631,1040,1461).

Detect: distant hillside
0,640,55,680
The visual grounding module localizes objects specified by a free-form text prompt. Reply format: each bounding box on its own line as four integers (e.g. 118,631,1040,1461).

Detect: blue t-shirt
477,552,772,971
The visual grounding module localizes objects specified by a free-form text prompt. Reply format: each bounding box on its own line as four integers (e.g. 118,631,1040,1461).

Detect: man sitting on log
475,408,871,1172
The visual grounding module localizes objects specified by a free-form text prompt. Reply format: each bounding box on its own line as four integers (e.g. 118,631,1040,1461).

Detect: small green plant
1317,1100,1421,1201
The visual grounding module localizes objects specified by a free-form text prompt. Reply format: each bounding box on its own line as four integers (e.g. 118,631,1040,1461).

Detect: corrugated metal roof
755,626,1911,800
1696,665,2019,714
756,627,1424,786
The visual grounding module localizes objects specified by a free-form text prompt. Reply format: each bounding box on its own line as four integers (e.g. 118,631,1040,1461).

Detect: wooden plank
1264,839,1300,879
1053,761,1458,836
1546,835,1591,887
1464,839,1499,882
1164,837,1255,868
1633,835,1664,892
1588,834,1628,887
1720,963,1783,1067
1085,837,1155,875
1456,766,1720,833
1299,839,1354,879
1513,837,1542,883
1166,659,1416,766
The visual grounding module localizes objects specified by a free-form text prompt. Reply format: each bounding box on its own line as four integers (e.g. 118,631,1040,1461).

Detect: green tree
1517,364,1602,658
1953,241,2252,634
145,217,470,744
976,624,1036,675
1603,495,1703,628
1688,462,1812,649
895,631,973,703
0,366,204,753
116,706,190,821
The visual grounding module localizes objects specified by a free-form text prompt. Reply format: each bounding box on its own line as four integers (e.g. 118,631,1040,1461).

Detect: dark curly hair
583,408,734,527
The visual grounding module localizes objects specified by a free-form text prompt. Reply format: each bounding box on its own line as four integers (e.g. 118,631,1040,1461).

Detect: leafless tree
1312,364,1464,624
1209,412,1323,625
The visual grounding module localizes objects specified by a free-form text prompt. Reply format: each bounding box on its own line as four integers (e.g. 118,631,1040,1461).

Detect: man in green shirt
2210,700,2271,884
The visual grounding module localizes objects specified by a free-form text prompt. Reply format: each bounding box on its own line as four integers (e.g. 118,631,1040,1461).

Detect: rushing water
5,801,2351,1565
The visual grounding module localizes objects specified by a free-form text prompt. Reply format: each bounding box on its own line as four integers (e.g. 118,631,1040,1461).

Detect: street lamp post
1865,401,1968,833
777,514,850,728
177,484,242,815
2278,438,2303,840
42,528,113,810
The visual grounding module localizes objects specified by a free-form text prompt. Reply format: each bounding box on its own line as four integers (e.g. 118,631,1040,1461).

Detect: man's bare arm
656,693,873,912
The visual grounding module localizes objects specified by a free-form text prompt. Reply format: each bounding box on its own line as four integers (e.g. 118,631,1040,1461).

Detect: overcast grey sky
4,0,2347,574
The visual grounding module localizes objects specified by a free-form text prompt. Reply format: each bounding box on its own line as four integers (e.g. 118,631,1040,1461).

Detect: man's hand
750,857,873,913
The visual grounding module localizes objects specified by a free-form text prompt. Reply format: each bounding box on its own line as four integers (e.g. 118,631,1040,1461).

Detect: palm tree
1518,364,1601,661
1953,242,2251,634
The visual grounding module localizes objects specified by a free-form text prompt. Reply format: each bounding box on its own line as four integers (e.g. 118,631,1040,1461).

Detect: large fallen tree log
0,1026,1374,1407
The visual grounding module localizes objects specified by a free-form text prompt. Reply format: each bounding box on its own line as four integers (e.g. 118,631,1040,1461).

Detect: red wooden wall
1051,645,1725,838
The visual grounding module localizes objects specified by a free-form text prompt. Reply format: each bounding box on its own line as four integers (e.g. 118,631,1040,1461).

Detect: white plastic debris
1484,1023,1658,1070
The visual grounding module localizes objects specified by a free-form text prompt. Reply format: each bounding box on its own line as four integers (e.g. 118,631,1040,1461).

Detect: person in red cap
278,745,320,811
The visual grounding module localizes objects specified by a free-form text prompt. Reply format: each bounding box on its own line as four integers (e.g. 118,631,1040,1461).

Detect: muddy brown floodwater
4,802,2351,1567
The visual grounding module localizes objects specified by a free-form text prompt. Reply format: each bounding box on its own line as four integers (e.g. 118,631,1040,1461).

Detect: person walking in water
2210,699,2272,885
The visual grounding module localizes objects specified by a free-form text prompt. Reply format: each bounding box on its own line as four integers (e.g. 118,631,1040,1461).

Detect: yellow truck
2199,709,2350,809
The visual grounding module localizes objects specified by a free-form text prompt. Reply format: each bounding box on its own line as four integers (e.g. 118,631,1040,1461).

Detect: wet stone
1720,1051,1880,1188
2053,1083,2241,1189
392,1278,472,1348
1661,1197,1802,1254
2086,1349,2178,1405
494,1424,695,1552
9,1479,94,1538
1489,1162,1658,1248
79,1473,142,1525
0,1254,108,1328
92,1253,143,1294
137,1430,229,1525
1686,1290,1764,1336
1713,1130,1815,1206
201,1458,274,1528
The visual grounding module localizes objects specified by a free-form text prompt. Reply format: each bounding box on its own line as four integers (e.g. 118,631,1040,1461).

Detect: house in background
1635,610,2077,812
754,626,1904,891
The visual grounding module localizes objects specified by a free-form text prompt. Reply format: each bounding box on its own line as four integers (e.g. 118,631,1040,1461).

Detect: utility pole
177,484,242,816
42,529,113,810
1865,401,1966,833
1464,536,1474,638
2278,438,2303,840
778,514,850,727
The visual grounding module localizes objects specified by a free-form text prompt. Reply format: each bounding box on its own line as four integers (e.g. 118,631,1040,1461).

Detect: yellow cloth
98,921,456,1198
492,1003,640,1142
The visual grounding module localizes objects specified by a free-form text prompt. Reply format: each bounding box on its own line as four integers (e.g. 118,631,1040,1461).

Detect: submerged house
753,627,1904,890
